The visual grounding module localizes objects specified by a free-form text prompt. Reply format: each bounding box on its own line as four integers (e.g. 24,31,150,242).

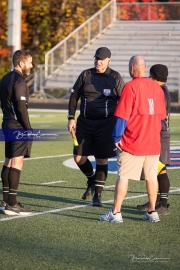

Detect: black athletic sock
8,167,21,206
156,190,160,203
77,159,95,186
157,173,170,208
1,165,10,202
94,164,108,196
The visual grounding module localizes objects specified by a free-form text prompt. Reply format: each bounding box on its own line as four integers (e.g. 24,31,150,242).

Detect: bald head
129,55,146,78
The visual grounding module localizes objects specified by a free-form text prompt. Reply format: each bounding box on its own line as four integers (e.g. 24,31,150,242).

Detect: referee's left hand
67,119,76,133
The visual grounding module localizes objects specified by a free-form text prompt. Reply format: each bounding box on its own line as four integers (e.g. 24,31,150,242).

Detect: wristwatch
67,114,74,120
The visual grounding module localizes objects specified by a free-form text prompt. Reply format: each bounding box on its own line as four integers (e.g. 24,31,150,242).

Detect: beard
22,67,31,76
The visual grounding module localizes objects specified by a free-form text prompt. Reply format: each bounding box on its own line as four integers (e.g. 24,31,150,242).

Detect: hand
67,119,76,133
115,140,123,151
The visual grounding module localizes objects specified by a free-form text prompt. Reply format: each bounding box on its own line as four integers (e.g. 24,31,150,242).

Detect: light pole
7,0,22,68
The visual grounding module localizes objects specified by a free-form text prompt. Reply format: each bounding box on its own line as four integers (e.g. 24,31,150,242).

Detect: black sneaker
137,201,159,211
156,202,170,215
137,201,150,210
92,194,102,207
4,202,32,216
82,184,95,200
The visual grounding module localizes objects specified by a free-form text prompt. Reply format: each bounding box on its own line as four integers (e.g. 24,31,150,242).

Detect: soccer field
0,110,180,270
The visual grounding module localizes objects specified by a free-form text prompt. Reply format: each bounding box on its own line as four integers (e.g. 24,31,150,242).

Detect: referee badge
103,89,111,96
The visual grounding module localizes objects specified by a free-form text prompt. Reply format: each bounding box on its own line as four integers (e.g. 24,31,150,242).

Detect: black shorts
74,115,117,158
160,130,170,165
5,141,32,158
2,120,32,159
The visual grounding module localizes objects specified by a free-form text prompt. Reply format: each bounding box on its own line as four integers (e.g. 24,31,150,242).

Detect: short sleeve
114,84,134,121
14,80,27,102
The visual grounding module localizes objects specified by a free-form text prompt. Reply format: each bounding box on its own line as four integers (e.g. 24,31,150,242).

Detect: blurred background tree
0,1,11,77
0,0,179,78
0,0,108,78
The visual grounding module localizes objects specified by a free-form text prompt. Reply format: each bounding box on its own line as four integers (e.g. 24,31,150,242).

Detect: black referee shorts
2,121,32,159
5,141,32,159
74,115,117,159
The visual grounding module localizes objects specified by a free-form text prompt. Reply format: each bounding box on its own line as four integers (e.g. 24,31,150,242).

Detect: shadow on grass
16,190,89,206
53,205,144,221
19,182,147,194
55,212,143,222
20,182,86,190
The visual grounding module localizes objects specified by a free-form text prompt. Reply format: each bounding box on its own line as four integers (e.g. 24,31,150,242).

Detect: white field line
104,183,180,190
104,185,115,189
40,181,66,185
0,179,66,185
0,154,72,163
1,179,176,189
0,188,179,222
2,152,177,171
0,146,179,164
1,109,177,114
0,110,68,115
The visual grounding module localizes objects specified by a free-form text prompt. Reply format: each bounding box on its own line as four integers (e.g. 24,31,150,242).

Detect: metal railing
179,68,180,103
35,1,180,103
44,0,116,79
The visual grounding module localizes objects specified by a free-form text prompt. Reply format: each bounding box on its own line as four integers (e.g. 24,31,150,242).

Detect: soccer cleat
4,202,32,216
156,202,170,215
82,183,95,200
137,201,150,210
137,201,159,211
100,209,123,223
143,211,160,222
0,201,6,213
92,194,102,207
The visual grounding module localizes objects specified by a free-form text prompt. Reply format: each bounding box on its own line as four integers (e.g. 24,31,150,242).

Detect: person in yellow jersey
137,64,171,215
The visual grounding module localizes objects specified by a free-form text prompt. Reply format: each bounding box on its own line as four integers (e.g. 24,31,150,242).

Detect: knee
96,158,108,165
159,170,166,175
74,155,87,165
11,157,24,170
4,158,11,167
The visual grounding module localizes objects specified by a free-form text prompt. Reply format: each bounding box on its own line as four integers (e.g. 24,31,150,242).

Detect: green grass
0,110,180,270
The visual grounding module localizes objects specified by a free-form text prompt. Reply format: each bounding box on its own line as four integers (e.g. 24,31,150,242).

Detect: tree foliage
0,1,11,77
21,0,109,68
0,0,108,77
0,0,179,78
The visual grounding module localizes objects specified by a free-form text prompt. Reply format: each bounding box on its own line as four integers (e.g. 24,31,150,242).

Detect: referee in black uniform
0,50,33,215
67,47,125,206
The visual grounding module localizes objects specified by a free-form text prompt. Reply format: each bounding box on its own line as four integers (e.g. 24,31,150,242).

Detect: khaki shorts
117,150,159,181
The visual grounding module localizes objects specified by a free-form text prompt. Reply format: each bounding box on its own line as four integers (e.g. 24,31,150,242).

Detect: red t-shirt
114,77,167,155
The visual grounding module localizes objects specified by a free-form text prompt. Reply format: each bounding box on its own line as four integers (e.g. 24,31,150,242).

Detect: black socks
8,167,21,206
1,165,10,202
158,173,170,207
94,164,108,196
77,159,95,186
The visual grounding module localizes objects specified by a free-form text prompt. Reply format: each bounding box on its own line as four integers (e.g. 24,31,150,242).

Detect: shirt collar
14,69,24,77
92,66,110,76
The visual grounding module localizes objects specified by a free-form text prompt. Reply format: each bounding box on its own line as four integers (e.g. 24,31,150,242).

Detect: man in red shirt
100,55,166,223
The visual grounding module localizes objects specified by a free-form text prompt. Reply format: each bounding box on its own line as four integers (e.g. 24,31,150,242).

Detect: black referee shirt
0,70,31,129
69,67,125,119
